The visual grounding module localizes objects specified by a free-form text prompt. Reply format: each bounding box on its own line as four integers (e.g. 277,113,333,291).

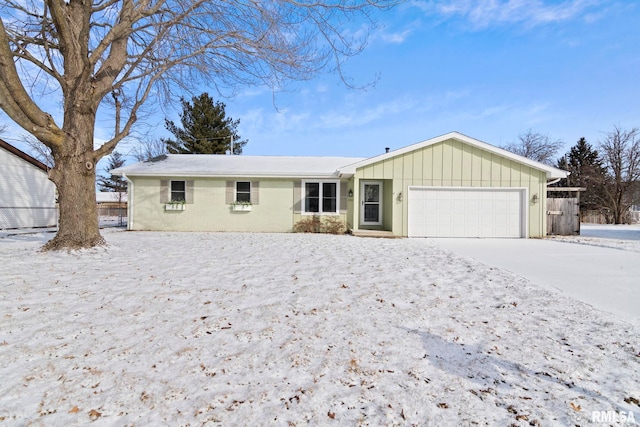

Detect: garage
408,187,526,238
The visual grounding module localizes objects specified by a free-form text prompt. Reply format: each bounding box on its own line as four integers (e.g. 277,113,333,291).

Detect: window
171,181,186,202
304,181,338,214
236,181,251,203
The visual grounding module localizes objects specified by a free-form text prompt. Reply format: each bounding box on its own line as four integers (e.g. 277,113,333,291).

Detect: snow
551,224,640,253
1,229,639,426
434,224,640,326
111,154,365,178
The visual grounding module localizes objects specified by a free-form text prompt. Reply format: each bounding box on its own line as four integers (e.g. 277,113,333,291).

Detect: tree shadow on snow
401,327,630,414
0,230,55,244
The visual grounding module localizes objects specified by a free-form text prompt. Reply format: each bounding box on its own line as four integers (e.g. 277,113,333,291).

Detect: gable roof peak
339,131,568,180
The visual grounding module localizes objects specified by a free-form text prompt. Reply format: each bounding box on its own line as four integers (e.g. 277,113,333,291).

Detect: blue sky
2,0,640,170
212,0,640,160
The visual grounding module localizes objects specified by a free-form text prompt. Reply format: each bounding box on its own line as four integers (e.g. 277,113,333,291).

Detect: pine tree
97,151,127,193
163,93,247,155
557,137,606,212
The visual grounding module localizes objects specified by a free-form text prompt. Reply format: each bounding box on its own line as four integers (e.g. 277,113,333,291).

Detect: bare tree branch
0,0,397,249
502,129,564,166
599,126,640,224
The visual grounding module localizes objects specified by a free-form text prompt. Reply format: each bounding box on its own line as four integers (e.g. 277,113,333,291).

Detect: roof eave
341,131,570,178
0,138,51,172
112,171,347,179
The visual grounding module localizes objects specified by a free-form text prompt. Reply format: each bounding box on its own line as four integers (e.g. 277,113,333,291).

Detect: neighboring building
96,191,128,227
112,132,568,238
0,139,57,229
96,191,128,208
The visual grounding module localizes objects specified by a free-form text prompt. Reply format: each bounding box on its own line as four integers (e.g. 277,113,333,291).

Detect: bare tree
132,138,168,162
23,135,55,168
502,129,564,165
0,0,394,250
599,126,640,224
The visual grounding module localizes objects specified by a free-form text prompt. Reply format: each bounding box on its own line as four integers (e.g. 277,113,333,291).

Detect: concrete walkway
434,238,640,325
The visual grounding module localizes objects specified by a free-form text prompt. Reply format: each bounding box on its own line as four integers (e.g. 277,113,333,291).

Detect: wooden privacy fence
546,188,584,236
582,209,640,224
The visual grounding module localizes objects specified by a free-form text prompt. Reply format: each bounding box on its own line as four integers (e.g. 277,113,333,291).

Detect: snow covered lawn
550,224,640,252
1,230,639,426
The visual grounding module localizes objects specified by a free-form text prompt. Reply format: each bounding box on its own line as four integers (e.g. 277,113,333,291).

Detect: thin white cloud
380,29,414,44
416,0,602,29
239,96,419,139
318,97,418,129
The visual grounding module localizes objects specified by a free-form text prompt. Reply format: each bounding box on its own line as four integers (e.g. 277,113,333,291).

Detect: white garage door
408,187,525,238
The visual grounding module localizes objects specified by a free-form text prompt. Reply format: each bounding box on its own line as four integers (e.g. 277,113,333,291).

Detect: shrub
292,216,321,233
292,216,347,234
321,216,346,234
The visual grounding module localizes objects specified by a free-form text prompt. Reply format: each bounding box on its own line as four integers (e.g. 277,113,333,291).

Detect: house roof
0,138,50,172
113,132,568,181
339,131,569,180
96,192,127,203
111,154,366,179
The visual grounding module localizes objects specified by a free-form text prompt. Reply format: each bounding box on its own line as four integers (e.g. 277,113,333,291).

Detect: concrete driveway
434,238,640,325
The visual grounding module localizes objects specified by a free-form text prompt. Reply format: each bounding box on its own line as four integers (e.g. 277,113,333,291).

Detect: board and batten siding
353,138,547,237
0,146,57,229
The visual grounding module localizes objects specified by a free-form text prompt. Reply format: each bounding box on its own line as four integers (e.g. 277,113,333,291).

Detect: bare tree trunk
613,196,627,224
43,109,105,250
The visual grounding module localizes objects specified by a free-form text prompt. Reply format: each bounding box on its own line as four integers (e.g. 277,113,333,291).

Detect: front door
360,181,383,225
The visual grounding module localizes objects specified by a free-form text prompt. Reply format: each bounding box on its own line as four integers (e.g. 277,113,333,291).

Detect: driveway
434,237,640,325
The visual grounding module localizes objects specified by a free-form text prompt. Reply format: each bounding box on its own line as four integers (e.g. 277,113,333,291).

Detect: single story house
0,138,57,229
112,132,568,238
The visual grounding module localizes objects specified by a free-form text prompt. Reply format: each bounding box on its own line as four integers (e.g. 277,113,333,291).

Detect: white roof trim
339,131,568,180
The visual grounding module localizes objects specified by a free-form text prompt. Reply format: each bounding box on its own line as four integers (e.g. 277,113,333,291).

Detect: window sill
231,204,252,212
165,203,186,211
302,212,339,216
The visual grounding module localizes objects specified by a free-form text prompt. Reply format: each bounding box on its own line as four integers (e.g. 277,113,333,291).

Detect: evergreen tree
97,151,127,193
163,93,247,154
557,137,607,212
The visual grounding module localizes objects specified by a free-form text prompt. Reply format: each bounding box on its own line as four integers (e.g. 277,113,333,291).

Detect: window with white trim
236,181,251,203
303,181,338,214
170,181,186,202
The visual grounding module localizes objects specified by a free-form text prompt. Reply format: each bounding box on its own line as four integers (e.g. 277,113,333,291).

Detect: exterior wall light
348,189,353,198
532,193,539,204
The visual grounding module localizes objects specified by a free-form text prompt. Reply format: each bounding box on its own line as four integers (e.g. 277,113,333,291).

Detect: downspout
123,173,133,230
542,174,567,237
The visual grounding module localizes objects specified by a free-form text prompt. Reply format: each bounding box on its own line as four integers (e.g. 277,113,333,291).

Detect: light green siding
130,178,295,232
354,138,548,237
129,177,352,232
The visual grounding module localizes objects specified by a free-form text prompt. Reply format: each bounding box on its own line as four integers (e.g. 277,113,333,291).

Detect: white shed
0,139,57,229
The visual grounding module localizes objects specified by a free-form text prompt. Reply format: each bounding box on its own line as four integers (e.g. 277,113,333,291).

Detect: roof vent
385,147,390,153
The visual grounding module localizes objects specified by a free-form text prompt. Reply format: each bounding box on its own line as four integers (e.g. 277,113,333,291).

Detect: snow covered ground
550,224,640,253
435,224,640,326
1,228,639,426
